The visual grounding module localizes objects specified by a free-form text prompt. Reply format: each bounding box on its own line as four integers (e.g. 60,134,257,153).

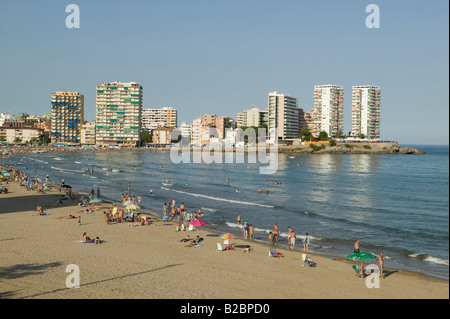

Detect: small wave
75,161,82,164
54,157,63,161
409,253,449,266
202,207,217,212
51,166,83,173
161,187,275,208
226,222,244,229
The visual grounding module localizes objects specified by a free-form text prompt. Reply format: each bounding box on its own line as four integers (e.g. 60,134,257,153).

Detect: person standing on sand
287,226,292,249
243,221,249,239
249,224,254,240
377,253,385,279
354,239,360,253
303,233,309,252
290,230,296,250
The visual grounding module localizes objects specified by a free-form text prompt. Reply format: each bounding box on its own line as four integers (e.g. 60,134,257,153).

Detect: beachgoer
258,187,261,194
95,237,101,244
303,233,310,252
81,232,91,242
237,214,242,226
266,188,269,195
377,253,385,279
290,230,296,250
243,221,249,239
78,216,81,226
354,239,360,253
249,224,254,240
287,226,292,249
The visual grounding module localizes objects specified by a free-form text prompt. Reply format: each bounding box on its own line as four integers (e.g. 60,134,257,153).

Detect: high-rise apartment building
351,85,381,139
50,91,84,144
239,107,268,127
141,107,177,132
95,81,143,147
310,85,344,137
267,91,299,142
81,121,96,145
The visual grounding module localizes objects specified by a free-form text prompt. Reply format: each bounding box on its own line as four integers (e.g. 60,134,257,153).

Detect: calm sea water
3,145,449,279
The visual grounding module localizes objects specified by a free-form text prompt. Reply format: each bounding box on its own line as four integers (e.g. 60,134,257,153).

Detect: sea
2,144,448,280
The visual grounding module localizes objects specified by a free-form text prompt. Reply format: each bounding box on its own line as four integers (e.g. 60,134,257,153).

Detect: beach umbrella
347,252,377,273
123,200,135,206
346,252,376,260
60,184,72,188
89,198,103,204
219,233,235,245
2,172,10,177
190,219,206,235
219,233,235,240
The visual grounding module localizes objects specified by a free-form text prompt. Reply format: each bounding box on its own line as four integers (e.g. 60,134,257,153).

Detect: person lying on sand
179,235,192,242
56,214,77,220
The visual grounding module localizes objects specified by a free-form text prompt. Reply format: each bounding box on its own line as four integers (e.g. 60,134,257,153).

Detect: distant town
0,82,381,148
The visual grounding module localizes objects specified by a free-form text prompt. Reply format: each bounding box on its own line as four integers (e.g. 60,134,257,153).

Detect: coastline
1,141,426,160
0,176,448,299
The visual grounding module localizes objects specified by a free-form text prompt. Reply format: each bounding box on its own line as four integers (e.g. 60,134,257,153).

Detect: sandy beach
0,178,448,300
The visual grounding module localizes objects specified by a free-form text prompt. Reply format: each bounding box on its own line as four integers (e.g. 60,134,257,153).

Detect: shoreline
0,174,448,298
1,141,427,159
2,148,448,283
17,178,450,283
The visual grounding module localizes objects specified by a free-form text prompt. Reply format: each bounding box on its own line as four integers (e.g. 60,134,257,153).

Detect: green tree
140,131,152,145
329,139,336,147
358,133,365,139
42,135,51,144
318,131,328,141
14,137,22,144
300,129,311,142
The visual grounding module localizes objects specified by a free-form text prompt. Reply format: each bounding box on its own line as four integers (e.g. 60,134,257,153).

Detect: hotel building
81,121,96,145
141,107,177,132
95,81,143,147
267,91,299,142
310,85,344,137
50,91,84,144
351,85,381,139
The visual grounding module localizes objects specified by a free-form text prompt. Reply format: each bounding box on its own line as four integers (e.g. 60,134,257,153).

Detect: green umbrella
346,252,376,260
347,252,377,276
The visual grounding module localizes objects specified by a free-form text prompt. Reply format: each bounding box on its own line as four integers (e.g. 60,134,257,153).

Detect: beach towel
76,240,107,244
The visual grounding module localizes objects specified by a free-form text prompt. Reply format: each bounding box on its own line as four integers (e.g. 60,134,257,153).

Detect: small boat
288,156,296,159
265,179,275,181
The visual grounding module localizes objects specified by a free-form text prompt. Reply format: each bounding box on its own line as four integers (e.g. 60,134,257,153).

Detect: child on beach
303,233,310,252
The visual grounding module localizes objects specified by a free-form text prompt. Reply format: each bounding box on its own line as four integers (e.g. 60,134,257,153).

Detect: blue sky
0,0,448,144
